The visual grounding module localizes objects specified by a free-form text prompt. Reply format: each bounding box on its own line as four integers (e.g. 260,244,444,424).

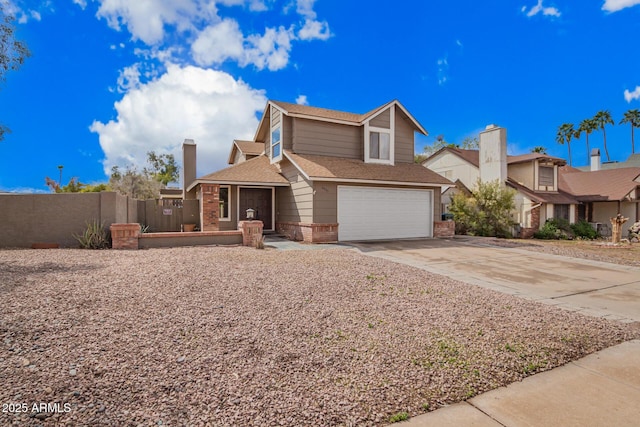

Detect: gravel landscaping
480,237,640,267
1,246,638,426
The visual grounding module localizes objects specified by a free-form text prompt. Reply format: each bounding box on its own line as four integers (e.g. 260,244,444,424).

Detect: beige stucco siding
312,182,441,224
395,110,415,164
277,160,313,223
423,152,480,189
369,108,390,128
592,201,637,236
291,118,362,159
508,163,534,189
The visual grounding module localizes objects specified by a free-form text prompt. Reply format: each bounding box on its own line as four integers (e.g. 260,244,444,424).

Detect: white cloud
95,0,217,45
602,0,640,12
296,95,308,105
4,1,45,23
191,19,245,66
437,57,449,86
115,64,142,93
522,0,561,18
624,86,640,103
192,21,295,71
90,64,267,180
72,0,87,9
298,18,330,41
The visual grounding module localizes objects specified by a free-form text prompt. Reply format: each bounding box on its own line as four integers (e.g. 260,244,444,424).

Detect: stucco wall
0,192,137,248
423,152,480,189
592,201,638,236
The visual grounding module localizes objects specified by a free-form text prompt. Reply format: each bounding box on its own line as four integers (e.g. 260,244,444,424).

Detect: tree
593,110,614,162
460,136,479,149
108,151,179,199
1,4,31,141
449,179,516,238
556,123,575,166
620,109,640,154
422,135,457,156
531,146,547,154
145,151,179,186
45,176,108,193
575,118,597,164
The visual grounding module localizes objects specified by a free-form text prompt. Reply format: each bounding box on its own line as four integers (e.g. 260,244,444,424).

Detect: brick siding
200,183,220,231
110,223,141,249
276,221,338,243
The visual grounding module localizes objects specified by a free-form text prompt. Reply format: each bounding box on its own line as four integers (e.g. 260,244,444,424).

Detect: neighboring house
422,125,579,238
560,153,640,236
576,151,640,171
183,100,453,242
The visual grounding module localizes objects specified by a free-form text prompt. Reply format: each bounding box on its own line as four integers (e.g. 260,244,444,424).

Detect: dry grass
1,246,637,426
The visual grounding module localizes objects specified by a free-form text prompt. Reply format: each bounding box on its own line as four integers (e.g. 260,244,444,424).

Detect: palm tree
531,146,547,154
619,109,640,154
575,118,597,164
556,123,575,166
593,110,614,162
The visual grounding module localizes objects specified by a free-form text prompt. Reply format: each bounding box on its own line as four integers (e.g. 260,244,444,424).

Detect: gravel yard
482,238,640,267
1,246,638,426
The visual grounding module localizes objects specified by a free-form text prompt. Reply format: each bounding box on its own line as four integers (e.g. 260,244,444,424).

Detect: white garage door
337,186,433,241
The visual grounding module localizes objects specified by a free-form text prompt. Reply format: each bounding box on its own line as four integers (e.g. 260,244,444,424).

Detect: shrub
571,220,599,240
533,218,573,240
74,220,110,249
450,180,516,237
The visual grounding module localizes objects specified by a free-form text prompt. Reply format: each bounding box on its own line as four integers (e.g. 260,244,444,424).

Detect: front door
239,188,273,230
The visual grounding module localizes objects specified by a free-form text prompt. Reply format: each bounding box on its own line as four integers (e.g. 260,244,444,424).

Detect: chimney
182,139,196,199
479,124,507,186
590,148,601,172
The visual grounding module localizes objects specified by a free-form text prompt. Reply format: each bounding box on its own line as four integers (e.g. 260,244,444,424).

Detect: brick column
110,223,141,250
433,221,455,238
238,220,263,246
200,183,220,231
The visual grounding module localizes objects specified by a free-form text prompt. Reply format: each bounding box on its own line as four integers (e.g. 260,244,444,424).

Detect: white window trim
270,106,283,164
364,104,395,165
219,185,231,222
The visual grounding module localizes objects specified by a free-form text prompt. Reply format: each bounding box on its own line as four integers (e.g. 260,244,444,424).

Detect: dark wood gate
140,199,199,232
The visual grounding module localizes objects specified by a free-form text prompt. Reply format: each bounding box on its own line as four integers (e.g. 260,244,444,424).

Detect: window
539,166,554,187
554,204,569,221
364,104,395,165
219,186,230,221
271,127,281,159
369,131,390,160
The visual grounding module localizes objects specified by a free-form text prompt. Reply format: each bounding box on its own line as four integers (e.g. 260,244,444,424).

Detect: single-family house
183,100,453,242
422,125,580,238
560,150,640,236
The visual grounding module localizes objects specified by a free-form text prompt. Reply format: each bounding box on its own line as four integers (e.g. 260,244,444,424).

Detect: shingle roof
234,140,264,155
195,155,289,188
559,167,640,202
507,178,578,204
270,100,367,123
426,147,566,167
285,151,453,186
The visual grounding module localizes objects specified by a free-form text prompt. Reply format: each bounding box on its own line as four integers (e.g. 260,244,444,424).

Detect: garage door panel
337,186,432,241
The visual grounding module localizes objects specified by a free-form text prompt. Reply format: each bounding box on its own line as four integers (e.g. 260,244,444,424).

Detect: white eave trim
187,179,290,192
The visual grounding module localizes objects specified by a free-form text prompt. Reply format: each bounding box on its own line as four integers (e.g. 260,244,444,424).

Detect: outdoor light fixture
246,208,255,220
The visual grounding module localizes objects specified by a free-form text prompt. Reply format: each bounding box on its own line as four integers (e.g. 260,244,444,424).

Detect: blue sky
1,0,640,192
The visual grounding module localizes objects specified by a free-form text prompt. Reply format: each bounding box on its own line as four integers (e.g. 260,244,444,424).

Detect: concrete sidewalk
398,339,640,427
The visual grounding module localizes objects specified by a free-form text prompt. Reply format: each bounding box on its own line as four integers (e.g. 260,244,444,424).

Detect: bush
450,180,516,238
533,218,574,240
571,220,599,240
74,220,110,249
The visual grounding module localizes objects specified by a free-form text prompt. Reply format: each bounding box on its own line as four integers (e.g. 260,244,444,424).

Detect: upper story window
271,128,281,158
270,107,283,163
364,105,395,165
539,166,554,187
369,131,391,160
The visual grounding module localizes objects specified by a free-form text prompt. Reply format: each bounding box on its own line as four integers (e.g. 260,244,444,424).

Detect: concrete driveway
349,237,640,323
